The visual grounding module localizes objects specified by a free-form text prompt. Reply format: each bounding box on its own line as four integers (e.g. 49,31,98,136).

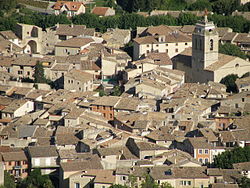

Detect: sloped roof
2,151,27,161
28,146,58,158
0,30,18,40
18,125,37,138
115,97,140,111
91,7,111,16
91,96,121,107
204,54,237,72
60,155,102,171
234,33,250,44
53,1,84,11
55,24,95,36
55,37,94,48
133,36,158,44
65,69,93,83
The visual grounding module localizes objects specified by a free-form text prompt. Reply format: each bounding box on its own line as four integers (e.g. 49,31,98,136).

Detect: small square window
175,49,178,52
199,149,202,154
205,149,208,154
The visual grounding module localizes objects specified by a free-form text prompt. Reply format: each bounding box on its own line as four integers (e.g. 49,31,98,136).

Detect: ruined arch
27,40,37,54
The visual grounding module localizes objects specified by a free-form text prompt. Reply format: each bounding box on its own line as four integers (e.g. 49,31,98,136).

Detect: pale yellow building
64,69,94,92
55,37,94,56
133,25,192,60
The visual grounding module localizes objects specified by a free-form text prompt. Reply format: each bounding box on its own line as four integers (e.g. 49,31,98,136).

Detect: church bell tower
192,10,219,69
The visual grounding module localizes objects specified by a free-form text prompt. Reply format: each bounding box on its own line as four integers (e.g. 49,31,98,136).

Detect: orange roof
92,7,110,16
53,1,84,11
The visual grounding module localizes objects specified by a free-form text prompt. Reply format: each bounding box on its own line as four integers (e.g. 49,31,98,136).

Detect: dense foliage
2,171,16,188
141,174,174,188
237,177,250,188
17,169,54,188
212,0,240,15
213,146,250,169
220,74,239,93
219,43,247,60
117,0,188,12
0,2,250,34
34,62,47,83
116,0,243,16
0,0,17,12
109,185,129,188
209,14,250,33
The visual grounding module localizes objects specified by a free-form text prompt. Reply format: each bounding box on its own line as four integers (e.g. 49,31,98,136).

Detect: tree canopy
17,169,54,188
0,0,16,11
188,0,212,11
212,0,240,16
219,43,247,60
213,146,250,169
220,74,239,93
2,171,15,188
34,62,46,83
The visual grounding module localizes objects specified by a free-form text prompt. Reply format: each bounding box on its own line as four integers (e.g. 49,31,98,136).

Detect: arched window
210,39,213,51
199,39,202,50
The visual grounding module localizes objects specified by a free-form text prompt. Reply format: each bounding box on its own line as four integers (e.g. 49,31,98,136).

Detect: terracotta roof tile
91,7,110,16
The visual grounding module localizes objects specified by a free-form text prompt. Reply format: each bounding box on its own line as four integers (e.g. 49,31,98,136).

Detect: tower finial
204,9,208,22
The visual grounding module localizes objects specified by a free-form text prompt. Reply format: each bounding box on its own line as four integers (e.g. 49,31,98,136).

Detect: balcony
13,165,22,169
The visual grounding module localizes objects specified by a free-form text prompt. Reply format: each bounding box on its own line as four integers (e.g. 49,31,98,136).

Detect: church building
172,13,250,83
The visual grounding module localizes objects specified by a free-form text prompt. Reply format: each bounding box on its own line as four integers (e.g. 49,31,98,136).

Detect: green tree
146,15,177,26
72,13,100,30
111,85,122,96
0,17,17,31
109,185,129,188
163,0,187,11
95,85,107,97
239,2,250,11
219,43,247,60
17,169,54,188
105,0,116,8
160,182,174,188
128,174,137,188
141,174,158,188
3,171,15,188
119,13,146,29
178,13,199,25
188,0,212,11
213,146,250,169
220,74,239,93
237,177,250,188
0,0,16,11
34,62,46,83
212,0,240,16
241,72,250,78
209,14,250,33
